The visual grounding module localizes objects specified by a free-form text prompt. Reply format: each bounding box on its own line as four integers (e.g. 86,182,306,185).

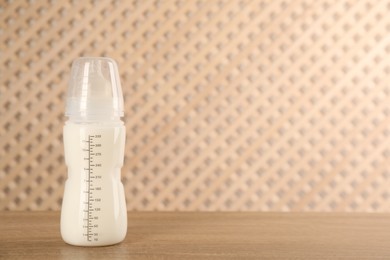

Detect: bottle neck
66,115,123,124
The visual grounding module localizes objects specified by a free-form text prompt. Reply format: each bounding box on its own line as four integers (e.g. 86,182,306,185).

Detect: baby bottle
60,57,127,246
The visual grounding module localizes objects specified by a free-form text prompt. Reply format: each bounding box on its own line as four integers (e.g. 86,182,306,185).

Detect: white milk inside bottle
61,57,127,246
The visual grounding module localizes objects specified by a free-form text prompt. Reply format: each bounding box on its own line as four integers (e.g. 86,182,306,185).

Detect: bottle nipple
65,57,124,120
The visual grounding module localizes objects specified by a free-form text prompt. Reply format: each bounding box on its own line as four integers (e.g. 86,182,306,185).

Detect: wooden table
1,212,390,259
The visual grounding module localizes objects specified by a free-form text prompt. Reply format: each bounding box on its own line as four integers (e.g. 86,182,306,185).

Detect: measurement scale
82,135,103,242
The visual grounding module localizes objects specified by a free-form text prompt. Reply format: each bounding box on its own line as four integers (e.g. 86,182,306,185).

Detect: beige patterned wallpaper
1,0,390,211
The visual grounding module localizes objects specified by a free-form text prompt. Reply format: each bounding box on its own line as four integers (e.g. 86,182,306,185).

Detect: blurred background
1,0,390,211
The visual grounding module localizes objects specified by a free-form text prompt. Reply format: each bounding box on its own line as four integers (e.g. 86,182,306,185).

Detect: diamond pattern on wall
0,0,390,211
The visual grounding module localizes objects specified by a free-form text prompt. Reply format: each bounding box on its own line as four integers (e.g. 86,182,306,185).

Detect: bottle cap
65,57,124,120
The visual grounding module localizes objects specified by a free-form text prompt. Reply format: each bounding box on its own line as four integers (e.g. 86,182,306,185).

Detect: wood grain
1,212,390,259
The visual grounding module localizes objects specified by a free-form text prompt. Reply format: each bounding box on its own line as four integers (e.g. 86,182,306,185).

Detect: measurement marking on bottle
83,134,102,242
87,135,92,241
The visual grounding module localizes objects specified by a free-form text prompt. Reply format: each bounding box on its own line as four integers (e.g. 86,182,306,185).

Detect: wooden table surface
1,212,390,259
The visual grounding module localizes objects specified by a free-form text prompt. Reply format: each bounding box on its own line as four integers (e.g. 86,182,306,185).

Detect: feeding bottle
61,57,127,246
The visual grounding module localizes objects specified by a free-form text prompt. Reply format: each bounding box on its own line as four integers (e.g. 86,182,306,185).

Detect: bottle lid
65,57,124,120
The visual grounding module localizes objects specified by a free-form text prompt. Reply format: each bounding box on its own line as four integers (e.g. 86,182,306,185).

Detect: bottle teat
65,57,124,120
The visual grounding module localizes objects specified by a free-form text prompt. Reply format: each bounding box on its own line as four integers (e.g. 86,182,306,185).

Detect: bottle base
62,237,125,247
